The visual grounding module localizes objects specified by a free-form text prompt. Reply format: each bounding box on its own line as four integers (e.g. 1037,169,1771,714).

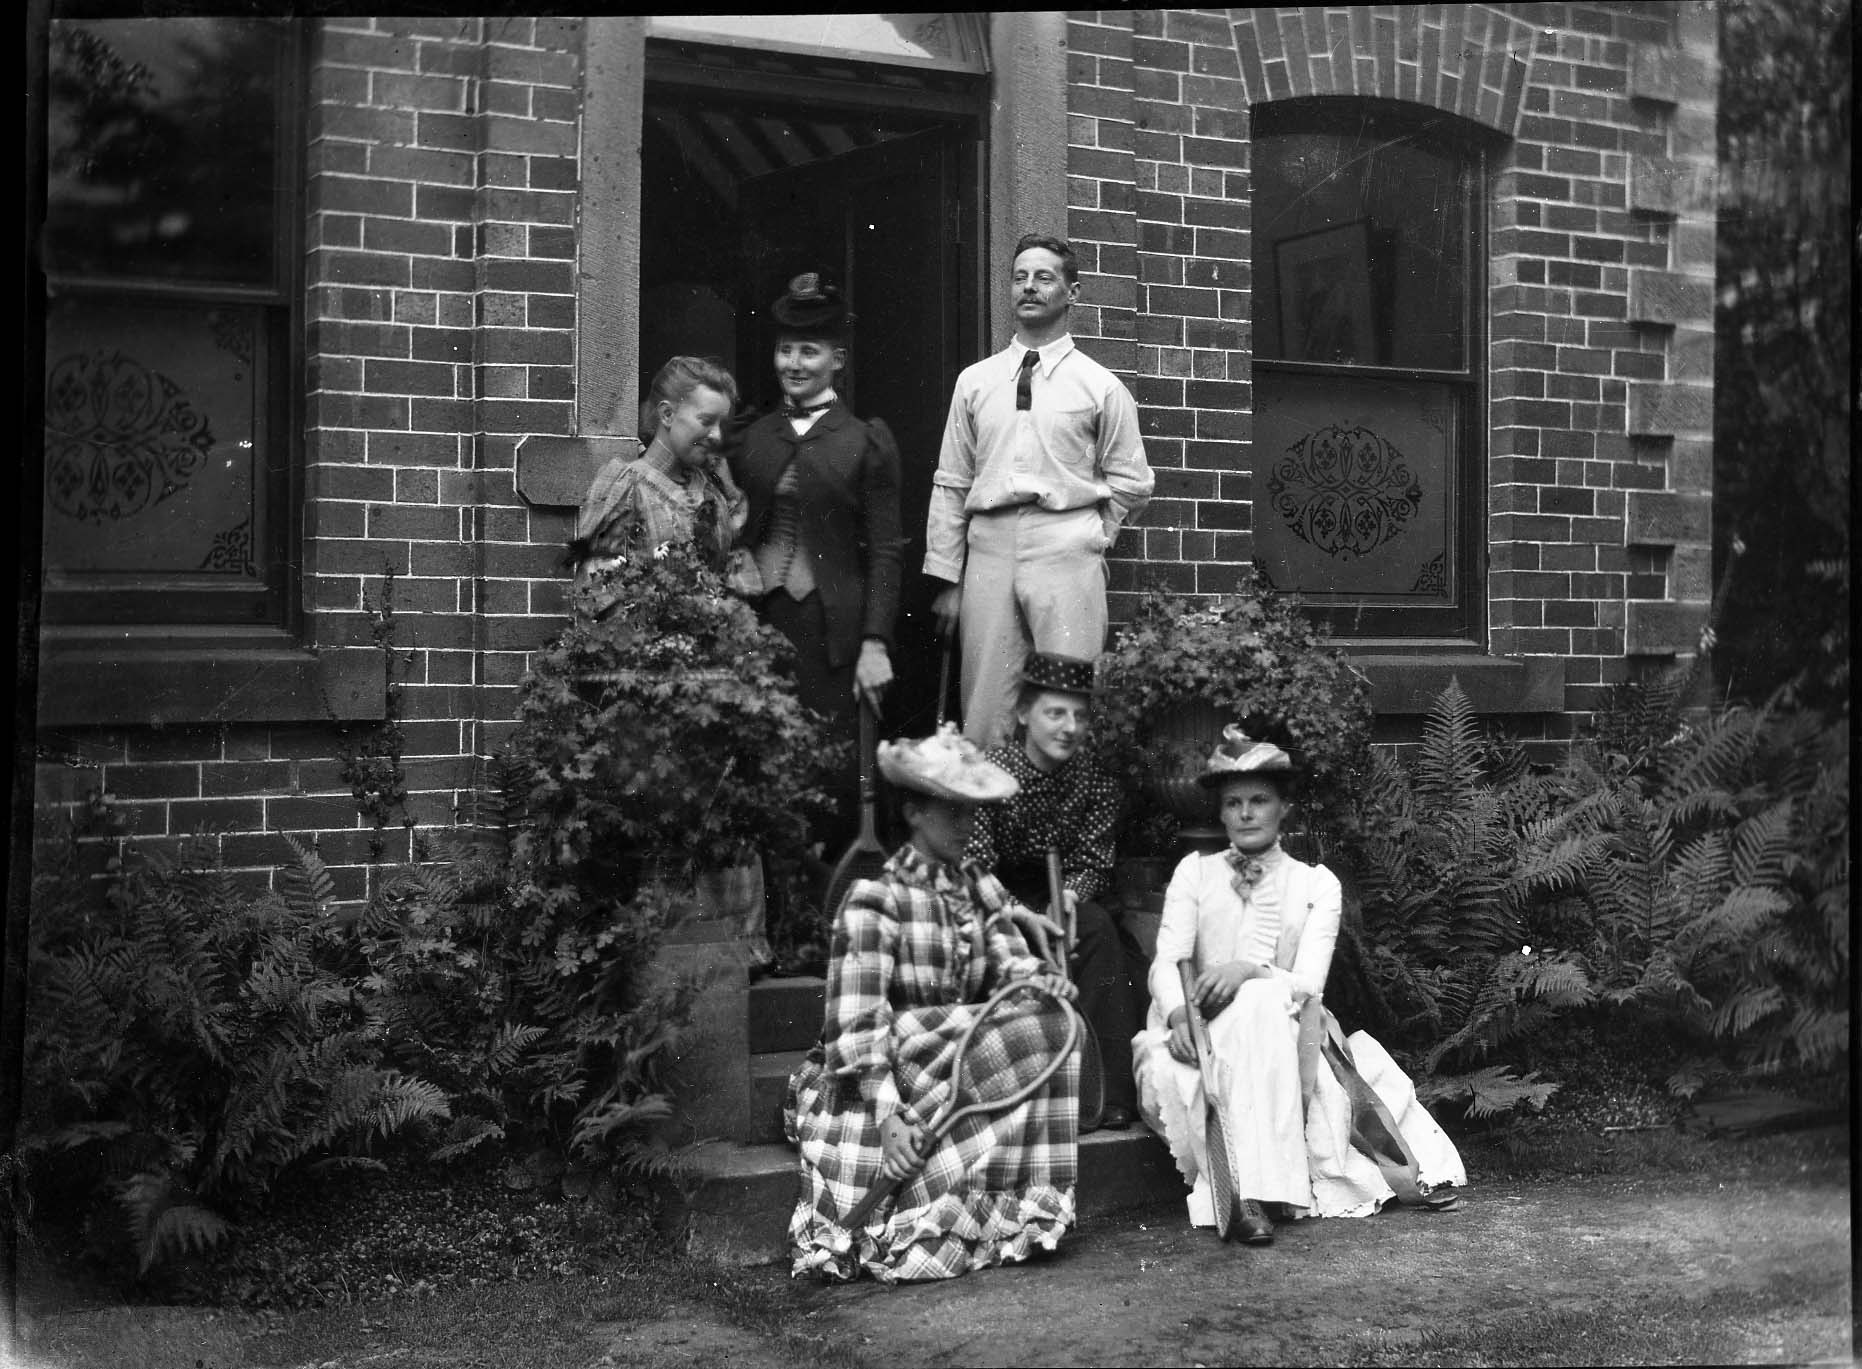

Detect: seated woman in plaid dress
784,725,1082,1283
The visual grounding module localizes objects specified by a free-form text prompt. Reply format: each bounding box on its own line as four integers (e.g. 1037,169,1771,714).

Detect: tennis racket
840,976,1080,1229
1049,847,1105,1132
822,697,887,920
1178,958,1243,1241
935,624,954,727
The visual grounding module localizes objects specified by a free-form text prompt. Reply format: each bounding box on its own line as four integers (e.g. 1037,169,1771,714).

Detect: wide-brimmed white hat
1195,724,1300,789
878,723,1019,804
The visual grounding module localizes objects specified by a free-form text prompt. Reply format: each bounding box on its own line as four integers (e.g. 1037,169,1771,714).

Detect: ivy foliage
513,538,840,881
1094,570,1374,851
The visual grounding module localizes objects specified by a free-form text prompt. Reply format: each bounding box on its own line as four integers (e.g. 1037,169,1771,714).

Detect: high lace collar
891,842,965,895
1224,842,1288,897
1225,841,1286,870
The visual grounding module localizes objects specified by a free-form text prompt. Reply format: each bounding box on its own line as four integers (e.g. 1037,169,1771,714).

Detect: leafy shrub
24,812,447,1275
1095,570,1374,852
352,819,701,1179
1515,678,1849,1096
516,538,840,880
1335,663,1849,1122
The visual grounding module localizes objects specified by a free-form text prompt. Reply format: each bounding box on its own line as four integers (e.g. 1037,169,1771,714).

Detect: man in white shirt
925,234,1154,748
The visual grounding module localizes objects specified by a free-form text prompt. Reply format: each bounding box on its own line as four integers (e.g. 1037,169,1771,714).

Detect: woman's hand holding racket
1190,959,1269,1018
1165,1009,1197,1065
840,977,1080,1229
1028,969,1078,1005
879,1113,928,1181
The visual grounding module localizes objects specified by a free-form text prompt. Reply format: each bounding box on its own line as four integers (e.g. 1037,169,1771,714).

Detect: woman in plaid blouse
569,355,757,617
784,726,1082,1283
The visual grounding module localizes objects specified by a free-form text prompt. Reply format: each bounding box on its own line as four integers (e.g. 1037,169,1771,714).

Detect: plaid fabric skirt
784,989,1080,1283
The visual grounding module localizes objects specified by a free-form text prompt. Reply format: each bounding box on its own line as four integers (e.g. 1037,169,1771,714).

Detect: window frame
1251,97,1491,646
38,16,307,636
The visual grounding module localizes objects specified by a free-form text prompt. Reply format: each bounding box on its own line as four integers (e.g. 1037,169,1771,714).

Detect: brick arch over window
1229,5,1542,137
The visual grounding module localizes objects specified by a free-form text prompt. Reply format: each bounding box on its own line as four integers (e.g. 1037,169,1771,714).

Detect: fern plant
351,797,703,1183
25,816,449,1274
1334,680,1581,1121
1516,673,1850,1096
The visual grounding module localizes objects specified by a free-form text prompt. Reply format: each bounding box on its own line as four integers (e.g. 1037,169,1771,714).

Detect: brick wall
1068,4,1717,728
34,6,1719,892
35,17,590,899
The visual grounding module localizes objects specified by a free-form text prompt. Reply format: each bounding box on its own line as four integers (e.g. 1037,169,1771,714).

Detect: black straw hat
1020,651,1097,697
771,272,849,337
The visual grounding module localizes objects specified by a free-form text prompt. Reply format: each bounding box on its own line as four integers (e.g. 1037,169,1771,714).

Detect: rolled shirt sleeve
1094,377,1152,544
924,385,978,583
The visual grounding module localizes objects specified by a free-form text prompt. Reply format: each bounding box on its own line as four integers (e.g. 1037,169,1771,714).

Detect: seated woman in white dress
1133,726,1466,1244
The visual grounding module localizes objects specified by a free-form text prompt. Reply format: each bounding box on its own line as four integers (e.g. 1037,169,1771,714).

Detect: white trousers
958,504,1109,748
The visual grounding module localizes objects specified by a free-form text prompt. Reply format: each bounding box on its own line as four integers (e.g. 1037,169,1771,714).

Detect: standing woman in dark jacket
730,274,904,844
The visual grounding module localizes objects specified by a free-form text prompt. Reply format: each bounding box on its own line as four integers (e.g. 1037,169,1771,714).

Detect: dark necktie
1015,349,1038,411
782,399,833,419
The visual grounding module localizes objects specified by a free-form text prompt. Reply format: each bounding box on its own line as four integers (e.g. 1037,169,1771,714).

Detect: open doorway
640,46,983,737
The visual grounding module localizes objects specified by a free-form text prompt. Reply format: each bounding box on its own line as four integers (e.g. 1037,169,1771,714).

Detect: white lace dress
1131,844,1466,1224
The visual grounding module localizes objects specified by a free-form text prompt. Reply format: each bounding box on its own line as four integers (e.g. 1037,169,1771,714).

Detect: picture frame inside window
1274,220,1375,366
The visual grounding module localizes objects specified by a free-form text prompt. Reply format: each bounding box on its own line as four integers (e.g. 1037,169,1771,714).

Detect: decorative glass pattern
43,298,263,579
1252,101,1483,639
1267,423,1424,560
1254,374,1456,605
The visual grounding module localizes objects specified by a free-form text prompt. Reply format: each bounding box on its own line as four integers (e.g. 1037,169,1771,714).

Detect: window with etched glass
1252,100,1487,641
42,17,301,627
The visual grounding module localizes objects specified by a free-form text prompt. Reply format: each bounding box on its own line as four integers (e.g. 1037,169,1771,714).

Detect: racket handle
1045,846,1071,958
842,1171,904,1229
1177,959,1214,1062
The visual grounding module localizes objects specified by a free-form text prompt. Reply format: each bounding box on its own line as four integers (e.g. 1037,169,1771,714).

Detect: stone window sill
1347,650,1566,716
35,628,386,728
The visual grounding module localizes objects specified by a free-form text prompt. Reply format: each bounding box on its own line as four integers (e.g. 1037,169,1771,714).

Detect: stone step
748,1049,810,1144
749,974,826,1054
669,1126,1187,1266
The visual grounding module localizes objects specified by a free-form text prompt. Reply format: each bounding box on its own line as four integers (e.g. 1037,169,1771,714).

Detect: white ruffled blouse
1144,842,1343,1030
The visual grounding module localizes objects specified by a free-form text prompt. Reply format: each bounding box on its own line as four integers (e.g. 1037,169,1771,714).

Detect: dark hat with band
1021,651,1097,696
771,272,849,336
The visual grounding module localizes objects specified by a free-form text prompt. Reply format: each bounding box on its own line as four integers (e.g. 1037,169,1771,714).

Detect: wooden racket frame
823,697,886,919
1048,847,1105,1132
840,975,1080,1229
1178,958,1243,1240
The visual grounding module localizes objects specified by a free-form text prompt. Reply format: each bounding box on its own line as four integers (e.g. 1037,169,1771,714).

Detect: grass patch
26,1245,867,1369
1331,1271,1854,1367
1454,1117,1850,1187
238,1252,865,1369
